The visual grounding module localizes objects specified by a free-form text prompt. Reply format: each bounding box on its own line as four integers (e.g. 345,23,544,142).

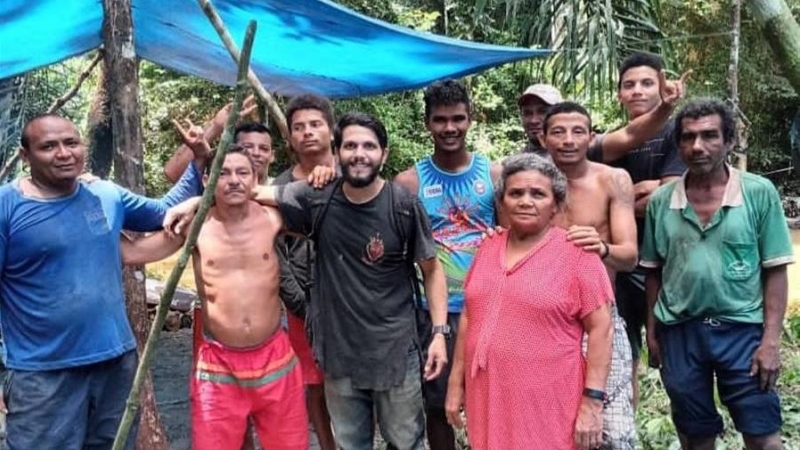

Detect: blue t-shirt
415,153,496,313
0,164,201,370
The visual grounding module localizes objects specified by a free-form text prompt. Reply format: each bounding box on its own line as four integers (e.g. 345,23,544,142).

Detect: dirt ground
152,328,193,450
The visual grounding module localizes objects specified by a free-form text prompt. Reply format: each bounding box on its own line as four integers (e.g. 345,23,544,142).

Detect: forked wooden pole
110,20,258,450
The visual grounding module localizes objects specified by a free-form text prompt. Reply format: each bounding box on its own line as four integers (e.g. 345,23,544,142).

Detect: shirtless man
540,102,639,449
122,146,308,450
168,96,333,450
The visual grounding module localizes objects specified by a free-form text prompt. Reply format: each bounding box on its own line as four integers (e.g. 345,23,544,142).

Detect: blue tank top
415,153,496,312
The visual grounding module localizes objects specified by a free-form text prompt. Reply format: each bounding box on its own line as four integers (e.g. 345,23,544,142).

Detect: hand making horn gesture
172,118,212,160
659,69,693,107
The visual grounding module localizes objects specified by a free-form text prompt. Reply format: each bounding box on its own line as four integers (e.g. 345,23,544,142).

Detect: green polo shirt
640,167,794,325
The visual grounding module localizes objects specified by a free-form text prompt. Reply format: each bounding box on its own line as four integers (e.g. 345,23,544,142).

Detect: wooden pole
196,0,289,141
728,0,748,171
111,20,258,450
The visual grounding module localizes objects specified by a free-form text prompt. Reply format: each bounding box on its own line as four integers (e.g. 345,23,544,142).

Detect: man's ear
202,173,209,187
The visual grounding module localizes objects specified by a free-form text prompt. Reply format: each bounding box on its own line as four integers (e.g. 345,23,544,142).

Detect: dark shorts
416,310,459,409
657,319,782,438
615,271,647,360
4,350,139,450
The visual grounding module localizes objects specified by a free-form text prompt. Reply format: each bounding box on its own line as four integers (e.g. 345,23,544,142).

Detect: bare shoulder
394,166,419,192
490,162,503,183
602,166,634,203
254,202,282,226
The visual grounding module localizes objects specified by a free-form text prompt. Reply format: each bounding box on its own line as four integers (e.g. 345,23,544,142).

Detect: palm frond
486,0,671,100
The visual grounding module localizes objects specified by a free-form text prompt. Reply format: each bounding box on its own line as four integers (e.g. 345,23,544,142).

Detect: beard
342,161,380,188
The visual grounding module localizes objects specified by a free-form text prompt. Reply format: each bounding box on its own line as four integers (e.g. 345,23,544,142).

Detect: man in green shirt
641,99,793,450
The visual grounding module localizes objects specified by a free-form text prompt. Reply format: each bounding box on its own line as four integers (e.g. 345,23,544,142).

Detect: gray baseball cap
518,84,563,106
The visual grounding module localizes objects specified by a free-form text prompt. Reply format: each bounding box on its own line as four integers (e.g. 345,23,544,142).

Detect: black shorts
415,309,459,409
615,271,647,360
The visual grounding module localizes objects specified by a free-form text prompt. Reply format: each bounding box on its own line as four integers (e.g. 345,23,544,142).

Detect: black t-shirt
520,140,549,157
277,180,437,389
589,120,686,246
589,120,685,182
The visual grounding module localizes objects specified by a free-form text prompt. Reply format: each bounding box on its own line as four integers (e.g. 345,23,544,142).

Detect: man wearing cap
518,84,563,155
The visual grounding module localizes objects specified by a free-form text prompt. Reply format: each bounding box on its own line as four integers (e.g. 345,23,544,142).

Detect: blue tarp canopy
0,0,548,98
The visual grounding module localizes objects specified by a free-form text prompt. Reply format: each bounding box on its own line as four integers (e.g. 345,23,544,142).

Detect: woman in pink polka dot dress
445,154,615,450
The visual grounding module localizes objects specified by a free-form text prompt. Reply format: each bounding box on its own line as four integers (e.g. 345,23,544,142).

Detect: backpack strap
388,182,424,310
302,179,342,312
308,178,342,244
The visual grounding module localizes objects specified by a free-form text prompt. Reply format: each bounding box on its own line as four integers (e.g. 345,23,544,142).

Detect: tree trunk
748,0,800,95
87,66,114,179
729,0,748,171
102,1,170,449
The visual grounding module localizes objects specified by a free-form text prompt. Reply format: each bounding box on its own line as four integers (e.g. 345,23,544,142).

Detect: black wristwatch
431,324,452,340
583,388,606,402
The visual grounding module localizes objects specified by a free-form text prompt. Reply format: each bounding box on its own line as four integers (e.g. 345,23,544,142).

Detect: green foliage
138,62,234,194
638,316,800,448
479,0,671,100
22,57,94,127
659,0,800,194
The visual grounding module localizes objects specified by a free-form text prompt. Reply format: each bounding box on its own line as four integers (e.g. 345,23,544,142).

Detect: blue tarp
0,0,547,98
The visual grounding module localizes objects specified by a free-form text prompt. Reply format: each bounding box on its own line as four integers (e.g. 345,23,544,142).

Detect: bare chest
557,180,612,237
196,220,278,272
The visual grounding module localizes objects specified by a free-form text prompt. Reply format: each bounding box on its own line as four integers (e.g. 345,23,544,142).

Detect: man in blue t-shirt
0,114,201,450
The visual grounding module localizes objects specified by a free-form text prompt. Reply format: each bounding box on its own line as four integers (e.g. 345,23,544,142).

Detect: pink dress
463,227,613,450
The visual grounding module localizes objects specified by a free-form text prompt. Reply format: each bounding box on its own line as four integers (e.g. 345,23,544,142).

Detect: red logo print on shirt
363,233,385,265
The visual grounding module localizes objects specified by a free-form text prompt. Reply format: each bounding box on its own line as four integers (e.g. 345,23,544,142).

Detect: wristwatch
431,324,452,340
583,388,606,402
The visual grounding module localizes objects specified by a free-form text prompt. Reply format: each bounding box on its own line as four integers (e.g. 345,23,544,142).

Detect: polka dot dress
462,227,614,450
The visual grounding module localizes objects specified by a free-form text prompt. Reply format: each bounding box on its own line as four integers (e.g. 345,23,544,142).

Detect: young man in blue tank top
395,80,502,450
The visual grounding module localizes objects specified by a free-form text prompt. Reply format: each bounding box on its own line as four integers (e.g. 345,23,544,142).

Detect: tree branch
50,50,104,113
197,0,290,141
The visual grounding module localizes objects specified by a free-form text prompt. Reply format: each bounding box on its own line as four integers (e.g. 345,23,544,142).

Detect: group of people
0,50,793,450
